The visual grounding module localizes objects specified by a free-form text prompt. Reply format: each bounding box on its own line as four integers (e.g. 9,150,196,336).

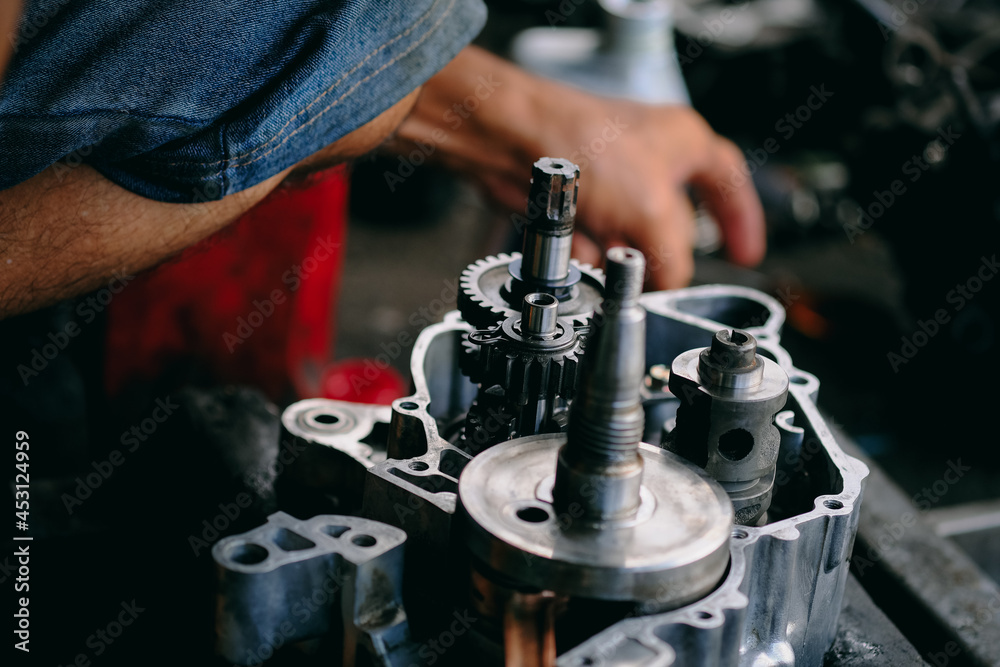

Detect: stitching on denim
228,0,457,170
0,109,205,125
155,0,445,169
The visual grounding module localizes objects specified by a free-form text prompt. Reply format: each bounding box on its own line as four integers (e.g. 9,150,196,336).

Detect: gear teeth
458,253,519,328
458,254,606,331
478,339,581,405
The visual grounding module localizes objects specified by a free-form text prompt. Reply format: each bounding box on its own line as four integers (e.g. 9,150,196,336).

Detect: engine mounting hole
696,611,713,620
409,461,430,472
399,401,418,410
352,534,377,547
790,375,809,385
824,499,844,510
516,506,550,523
313,413,340,425
732,529,749,540
229,542,268,565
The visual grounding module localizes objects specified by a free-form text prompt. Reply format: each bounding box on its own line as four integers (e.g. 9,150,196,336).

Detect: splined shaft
552,247,647,524
521,158,579,284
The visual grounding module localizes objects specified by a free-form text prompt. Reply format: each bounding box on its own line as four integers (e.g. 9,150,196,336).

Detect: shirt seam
152,0,447,169
227,0,458,171
0,109,206,126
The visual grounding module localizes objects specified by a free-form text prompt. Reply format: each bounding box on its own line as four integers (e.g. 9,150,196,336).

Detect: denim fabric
0,0,486,202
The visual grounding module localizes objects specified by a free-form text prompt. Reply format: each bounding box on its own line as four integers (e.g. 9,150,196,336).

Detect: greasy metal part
213,512,413,666
523,292,560,335
555,285,868,666
521,158,578,284
459,253,605,330
261,280,866,666
459,250,732,606
458,158,603,330
553,247,647,524
279,399,390,513
503,590,561,667
458,434,733,604
926,498,1000,586
460,293,583,452
665,329,789,526
835,433,1000,667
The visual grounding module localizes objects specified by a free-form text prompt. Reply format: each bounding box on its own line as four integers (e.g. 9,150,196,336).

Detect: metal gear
461,293,585,452
458,252,605,330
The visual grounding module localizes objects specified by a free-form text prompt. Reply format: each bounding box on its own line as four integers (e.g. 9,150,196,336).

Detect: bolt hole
790,375,809,385
229,542,268,565
399,401,418,410
579,659,595,666
729,330,750,345
409,461,430,472
352,534,377,547
516,506,550,523
824,499,844,510
551,162,565,169
732,529,749,540
323,525,349,538
696,611,713,620
313,413,339,425
526,293,557,306
718,428,754,462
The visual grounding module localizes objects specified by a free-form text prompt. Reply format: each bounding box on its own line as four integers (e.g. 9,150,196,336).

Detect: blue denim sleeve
0,0,487,202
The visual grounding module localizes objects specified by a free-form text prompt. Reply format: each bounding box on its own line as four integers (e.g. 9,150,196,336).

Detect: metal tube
522,292,559,336
552,247,647,524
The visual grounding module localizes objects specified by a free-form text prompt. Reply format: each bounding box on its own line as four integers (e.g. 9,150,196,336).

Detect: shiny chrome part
666,329,789,525
460,250,733,608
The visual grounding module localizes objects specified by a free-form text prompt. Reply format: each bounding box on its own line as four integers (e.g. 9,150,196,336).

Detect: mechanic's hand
390,46,765,290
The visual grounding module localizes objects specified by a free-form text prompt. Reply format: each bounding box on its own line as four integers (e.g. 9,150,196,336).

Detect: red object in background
105,166,391,402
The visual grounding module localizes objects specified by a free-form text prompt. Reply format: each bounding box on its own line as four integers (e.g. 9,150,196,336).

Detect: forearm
0,88,420,319
0,164,288,318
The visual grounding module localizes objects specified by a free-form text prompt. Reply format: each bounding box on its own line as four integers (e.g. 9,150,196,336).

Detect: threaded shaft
552,247,647,523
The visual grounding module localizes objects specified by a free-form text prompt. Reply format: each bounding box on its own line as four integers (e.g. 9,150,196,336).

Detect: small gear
465,317,582,404
458,252,605,330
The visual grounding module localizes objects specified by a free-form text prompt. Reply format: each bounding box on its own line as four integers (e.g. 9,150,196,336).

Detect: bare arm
0,88,420,318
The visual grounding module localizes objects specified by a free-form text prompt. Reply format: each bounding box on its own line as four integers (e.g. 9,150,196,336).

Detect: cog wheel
464,320,582,403
458,253,605,330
